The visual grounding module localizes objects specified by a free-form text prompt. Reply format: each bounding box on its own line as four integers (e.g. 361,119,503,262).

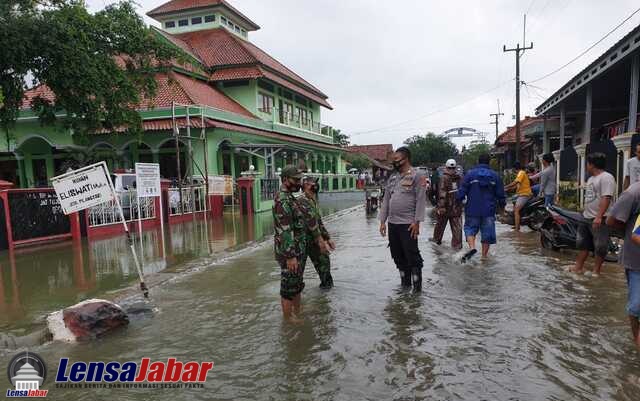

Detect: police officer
379,147,428,292
273,166,328,321
299,176,336,288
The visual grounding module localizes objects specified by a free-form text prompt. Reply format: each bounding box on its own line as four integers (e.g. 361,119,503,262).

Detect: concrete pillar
629,54,639,133
584,84,592,145
542,116,549,154
45,154,55,182
552,150,561,196
559,105,566,151
574,144,587,207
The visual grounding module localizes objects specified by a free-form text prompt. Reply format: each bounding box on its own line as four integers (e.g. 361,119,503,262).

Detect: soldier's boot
411,267,422,293
399,269,412,288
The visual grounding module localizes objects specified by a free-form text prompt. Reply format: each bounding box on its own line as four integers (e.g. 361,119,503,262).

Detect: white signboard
135,163,161,198
208,175,233,195
50,162,115,215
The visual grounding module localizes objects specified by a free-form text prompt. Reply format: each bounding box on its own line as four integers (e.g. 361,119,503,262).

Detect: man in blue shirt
456,154,506,258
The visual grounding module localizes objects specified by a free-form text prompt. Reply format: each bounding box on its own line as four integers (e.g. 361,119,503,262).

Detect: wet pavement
1,203,640,400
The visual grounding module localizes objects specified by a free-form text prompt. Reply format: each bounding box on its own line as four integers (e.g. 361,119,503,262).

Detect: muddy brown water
1,201,639,400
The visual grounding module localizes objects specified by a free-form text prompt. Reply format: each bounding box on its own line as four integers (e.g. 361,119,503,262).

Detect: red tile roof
166,28,331,108
147,0,259,29
22,72,256,119
138,72,255,118
21,85,55,109
210,65,263,81
346,144,394,161
100,117,340,149
495,116,540,145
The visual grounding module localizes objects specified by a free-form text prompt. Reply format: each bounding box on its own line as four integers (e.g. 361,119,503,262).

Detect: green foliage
461,143,492,170
558,181,579,211
403,133,459,166
322,127,349,147
344,152,371,170
0,0,178,134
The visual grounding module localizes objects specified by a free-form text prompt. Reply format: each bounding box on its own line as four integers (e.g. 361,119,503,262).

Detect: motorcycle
539,205,620,263
502,196,549,231
365,187,381,213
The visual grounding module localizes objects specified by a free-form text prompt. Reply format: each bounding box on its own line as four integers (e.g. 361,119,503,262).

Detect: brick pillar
237,177,255,215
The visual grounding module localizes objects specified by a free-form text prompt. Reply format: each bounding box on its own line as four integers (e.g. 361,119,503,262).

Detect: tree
0,0,177,135
403,133,458,166
323,126,350,147
461,143,492,170
344,152,371,171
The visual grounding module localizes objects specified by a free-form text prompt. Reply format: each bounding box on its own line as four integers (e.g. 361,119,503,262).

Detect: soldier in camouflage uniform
299,176,336,289
273,165,328,320
431,159,463,249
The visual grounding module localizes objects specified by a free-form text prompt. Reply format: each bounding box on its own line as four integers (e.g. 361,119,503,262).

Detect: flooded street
2,203,638,400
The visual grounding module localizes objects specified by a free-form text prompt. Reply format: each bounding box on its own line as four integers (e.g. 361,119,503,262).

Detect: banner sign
51,162,115,215
208,175,233,195
135,163,161,198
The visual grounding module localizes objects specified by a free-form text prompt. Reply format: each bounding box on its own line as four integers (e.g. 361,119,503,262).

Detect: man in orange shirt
504,161,533,231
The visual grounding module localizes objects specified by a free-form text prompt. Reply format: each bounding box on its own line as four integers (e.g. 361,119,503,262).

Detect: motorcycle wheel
604,238,621,263
540,232,559,251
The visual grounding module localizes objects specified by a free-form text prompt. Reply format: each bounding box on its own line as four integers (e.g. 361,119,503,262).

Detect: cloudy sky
89,0,640,149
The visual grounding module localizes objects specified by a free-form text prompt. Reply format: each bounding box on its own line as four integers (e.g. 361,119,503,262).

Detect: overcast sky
89,0,640,149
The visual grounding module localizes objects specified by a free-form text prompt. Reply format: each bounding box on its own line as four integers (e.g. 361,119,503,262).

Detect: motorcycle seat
550,206,589,224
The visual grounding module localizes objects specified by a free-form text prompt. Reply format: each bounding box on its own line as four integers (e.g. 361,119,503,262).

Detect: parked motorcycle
539,205,620,263
502,196,549,231
366,187,382,213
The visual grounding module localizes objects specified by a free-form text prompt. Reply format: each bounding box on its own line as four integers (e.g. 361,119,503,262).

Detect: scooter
503,196,549,231
366,187,381,213
539,204,620,263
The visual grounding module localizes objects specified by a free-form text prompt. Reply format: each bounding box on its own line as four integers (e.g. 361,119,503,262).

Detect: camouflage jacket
273,186,321,263
298,193,330,242
437,170,463,217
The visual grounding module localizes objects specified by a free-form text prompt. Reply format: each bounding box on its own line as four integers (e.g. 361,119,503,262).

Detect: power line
350,78,515,136
528,6,640,84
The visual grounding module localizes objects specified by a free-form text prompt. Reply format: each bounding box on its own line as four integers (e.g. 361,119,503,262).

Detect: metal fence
168,185,207,216
88,190,155,227
260,178,280,201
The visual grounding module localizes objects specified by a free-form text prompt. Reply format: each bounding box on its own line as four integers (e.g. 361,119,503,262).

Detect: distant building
346,144,393,166
7,0,346,191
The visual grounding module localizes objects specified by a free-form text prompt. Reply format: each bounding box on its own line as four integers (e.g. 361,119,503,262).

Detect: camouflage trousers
307,242,333,288
279,254,307,300
432,214,463,249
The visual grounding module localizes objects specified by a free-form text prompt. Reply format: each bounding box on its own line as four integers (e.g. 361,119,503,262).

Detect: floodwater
2,202,640,400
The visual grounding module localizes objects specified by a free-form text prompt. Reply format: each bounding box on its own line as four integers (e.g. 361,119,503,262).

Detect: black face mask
392,159,404,171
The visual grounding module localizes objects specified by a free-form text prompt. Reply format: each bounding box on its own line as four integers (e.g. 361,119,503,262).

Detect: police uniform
299,191,333,288
379,168,427,290
273,167,322,300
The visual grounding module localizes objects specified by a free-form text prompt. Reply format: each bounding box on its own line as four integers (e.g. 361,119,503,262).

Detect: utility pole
503,41,533,166
489,102,504,143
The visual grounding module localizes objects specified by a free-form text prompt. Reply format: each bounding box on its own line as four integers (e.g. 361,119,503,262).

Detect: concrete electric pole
503,41,533,166
489,102,504,143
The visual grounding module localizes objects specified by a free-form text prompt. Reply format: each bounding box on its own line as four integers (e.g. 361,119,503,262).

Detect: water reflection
0,194,362,334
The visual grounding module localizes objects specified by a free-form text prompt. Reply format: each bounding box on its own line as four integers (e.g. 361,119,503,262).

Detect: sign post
51,162,149,298
135,163,165,257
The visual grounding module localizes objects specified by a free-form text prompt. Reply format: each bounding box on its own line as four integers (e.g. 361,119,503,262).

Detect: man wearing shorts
607,182,640,347
457,153,506,258
504,161,533,231
573,153,616,277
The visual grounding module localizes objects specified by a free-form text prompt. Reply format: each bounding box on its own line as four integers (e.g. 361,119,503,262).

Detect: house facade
4,0,347,202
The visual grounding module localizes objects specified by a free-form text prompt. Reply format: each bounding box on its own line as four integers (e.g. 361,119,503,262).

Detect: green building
5,0,349,209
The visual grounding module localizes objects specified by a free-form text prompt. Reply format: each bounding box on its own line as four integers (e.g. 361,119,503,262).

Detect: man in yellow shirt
504,161,533,231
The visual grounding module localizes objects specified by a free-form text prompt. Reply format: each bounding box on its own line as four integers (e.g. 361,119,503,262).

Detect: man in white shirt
624,143,640,190
572,153,617,277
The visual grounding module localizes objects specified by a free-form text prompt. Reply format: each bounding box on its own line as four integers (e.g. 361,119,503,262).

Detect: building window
204,15,215,23
165,21,176,28
258,93,274,114
235,25,241,33
178,19,188,27
297,108,309,125
241,29,247,37
221,16,228,24
257,80,275,93
191,16,202,25
283,91,293,101
223,80,250,87
295,96,307,106
284,102,294,121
